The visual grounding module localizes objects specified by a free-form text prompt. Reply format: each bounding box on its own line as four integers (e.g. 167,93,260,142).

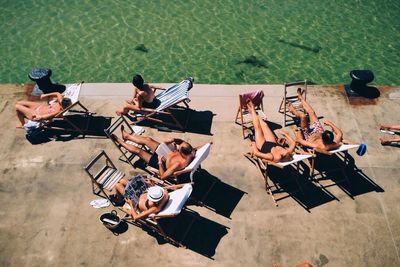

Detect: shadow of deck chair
122,183,195,247
129,78,194,130
84,150,126,204
145,142,213,184
234,90,266,138
41,82,93,137
278,80,308,127
244,151,313,206
307,143,360,193
104,115,146,168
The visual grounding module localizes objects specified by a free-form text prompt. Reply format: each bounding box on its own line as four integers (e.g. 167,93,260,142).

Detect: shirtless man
111,126,196,180
15,92,71,128
116,74,164,115
288,89,343,151
247,100,296,163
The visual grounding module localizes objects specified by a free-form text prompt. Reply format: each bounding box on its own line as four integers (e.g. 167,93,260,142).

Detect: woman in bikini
116,74,164,115
247,100,296,163
115,181,169,220
15,92,71,128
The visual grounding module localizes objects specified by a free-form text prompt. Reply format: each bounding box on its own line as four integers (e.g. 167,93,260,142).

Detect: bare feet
287,102,296,114
116,110,122,116
246,99,255,111
16,124,23,129
297,87,305,98
121,125,130,140
110,134,122,145
380,137,391,145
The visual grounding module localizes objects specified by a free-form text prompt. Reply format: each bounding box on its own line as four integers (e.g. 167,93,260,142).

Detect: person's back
164,141,195,171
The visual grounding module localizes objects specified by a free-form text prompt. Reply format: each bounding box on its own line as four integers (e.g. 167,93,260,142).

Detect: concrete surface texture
1,82,400,267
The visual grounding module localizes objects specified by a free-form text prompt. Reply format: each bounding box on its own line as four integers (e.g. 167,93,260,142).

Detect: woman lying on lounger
114,181,169,221
15,92,72,128
247,100,296,163
115,74,165,116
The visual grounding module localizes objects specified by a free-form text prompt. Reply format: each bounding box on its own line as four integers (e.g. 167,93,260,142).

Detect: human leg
287,102,308,129
111,134,153,163
297,89,319,124
115,178,128,196
380,124,400,131
247,100,269,148
15,103,37,127
121,126,159,151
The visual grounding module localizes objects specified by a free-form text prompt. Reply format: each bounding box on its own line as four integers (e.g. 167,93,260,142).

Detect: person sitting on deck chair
247,100,296,163
114,181,169,221
379,124,400,145
111,126,196,180
15,92,71,128
115,74,165,116
288,89,343,151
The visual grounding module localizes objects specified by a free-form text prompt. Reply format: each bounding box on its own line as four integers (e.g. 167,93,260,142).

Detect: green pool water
1,0,399,85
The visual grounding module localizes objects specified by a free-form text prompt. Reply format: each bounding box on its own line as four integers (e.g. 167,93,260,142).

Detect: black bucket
99,210,121,230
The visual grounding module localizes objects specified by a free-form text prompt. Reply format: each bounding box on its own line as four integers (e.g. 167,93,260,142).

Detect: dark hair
322,130,334,144
132,74,144,89
61,97,72,109
180,143,193,155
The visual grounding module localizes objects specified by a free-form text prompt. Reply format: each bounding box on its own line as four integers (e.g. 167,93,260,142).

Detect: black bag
25,128,50,144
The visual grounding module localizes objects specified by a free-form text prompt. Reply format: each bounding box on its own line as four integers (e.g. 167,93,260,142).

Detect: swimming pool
1,0,399,85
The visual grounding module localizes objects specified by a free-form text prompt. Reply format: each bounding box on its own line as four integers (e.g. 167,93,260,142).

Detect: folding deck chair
244,150,313,206
104,115,146,168
278,80,308,127
234,90,266,138
39,82,92,137
121,183,194,247
146,142,213,183
84,150,126,204
128,78,194,130
306,143,360,190
380,128,400,146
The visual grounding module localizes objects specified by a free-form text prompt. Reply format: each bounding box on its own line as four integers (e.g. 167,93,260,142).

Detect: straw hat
147,186,164,203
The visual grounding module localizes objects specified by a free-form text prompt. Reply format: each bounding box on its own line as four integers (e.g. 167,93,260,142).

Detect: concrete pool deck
1,82,400,266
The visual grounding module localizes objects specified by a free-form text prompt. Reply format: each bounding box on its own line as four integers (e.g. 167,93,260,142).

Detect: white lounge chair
129,78,193,130
245,151,313,206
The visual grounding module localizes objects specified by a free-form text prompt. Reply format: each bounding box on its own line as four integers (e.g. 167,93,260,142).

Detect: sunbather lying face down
114,179,169,220
288,88,343,151
115,74,164,116
15,92,71,128
111,126,196,180
247,100,296,163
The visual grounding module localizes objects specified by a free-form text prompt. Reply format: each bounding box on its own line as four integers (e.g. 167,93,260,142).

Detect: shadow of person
190,169,246,219
158,208,229,259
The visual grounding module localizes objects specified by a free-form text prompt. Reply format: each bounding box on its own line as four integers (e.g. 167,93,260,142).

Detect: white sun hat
147,186,164,203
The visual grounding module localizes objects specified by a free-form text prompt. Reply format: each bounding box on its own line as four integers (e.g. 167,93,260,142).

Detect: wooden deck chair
84,150,126,204
104,115,146,168
39,82,92,137
244,151,313,206
307,143,360,190
129,78,194,130
278,80,308,127
380,128,400,146
122,183,194,247
234,90,266,138
146,142,213,184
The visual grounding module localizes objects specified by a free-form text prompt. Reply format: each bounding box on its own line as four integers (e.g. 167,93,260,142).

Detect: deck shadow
28,115,112,144
158,209,229,259
135,108,215,135
311,153,384,198
190,169,246,219
266,164,337,212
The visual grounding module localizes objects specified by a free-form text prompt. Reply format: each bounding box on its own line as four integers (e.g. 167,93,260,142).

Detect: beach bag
24,121,50,144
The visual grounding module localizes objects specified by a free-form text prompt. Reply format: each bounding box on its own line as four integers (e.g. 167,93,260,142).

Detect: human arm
157,156,180,180
280,131,296,154
149,84,165,91
122,198,157,220
294,128,318,149
324,120,343,143
40,92,63,103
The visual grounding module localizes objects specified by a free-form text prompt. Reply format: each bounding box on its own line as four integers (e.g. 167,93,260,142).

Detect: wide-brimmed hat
147,186,164,203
